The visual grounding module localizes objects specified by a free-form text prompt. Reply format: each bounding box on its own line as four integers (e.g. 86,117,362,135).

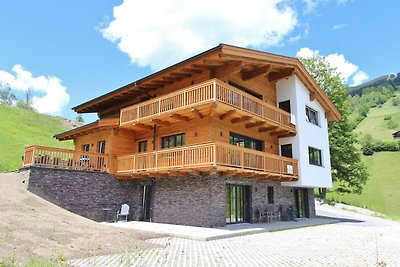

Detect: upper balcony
120,79,295,137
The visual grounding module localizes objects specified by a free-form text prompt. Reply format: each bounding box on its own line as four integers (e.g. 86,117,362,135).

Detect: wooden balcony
120,79,295,136
116,142,298,181
23,146,109,172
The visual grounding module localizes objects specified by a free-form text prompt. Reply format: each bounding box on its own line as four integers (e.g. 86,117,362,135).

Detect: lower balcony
116,142,298,181
23,146,109,172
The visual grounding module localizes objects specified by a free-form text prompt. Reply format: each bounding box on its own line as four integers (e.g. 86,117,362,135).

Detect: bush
362,143,374,156
392,97,400,106
384,115,392,120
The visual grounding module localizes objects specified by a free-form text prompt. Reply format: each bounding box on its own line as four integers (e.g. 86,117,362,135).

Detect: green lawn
0,105,73,172
327,152,400,220
355,92,400,141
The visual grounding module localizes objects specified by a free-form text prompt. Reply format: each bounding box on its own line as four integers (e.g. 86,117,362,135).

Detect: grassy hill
355,91,400,141
326,92,400,219
0,105,74,172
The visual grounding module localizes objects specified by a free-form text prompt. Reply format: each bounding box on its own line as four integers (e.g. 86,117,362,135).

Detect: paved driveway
70,205,400,266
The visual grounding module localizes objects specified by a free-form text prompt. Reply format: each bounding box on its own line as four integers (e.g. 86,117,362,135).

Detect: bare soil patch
0,172,164,264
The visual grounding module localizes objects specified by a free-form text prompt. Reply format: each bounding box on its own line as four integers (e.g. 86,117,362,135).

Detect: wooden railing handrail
23,145,109,172
116,141,298,177
120,78,294,129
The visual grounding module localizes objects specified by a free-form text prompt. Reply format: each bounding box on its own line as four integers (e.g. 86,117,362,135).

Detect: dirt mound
0,172,162,264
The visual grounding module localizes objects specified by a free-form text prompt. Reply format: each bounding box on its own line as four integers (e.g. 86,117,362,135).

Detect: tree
75,115,85,124
16,88,34,110
0,82,16,105
299,56,368,197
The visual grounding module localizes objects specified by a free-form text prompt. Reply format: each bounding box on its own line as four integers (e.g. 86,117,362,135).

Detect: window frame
267,186,274,204
138,140,148,153
82,144,90,152
229,132,264,152
308,146,323,167
97,140,106,154
305,106,319,126
161,133,185,149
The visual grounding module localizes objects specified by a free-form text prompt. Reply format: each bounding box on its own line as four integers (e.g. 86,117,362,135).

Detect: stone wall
22,166,313,227
21,166,137,222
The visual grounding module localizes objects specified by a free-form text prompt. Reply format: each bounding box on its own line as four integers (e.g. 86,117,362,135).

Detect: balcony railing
23,146,109,172
120,79,294,131
116,142,298,179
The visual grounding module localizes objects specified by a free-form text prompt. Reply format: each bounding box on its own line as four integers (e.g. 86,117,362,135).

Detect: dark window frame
308,146,322,166
228,81,263,99
229,132,264,151
138,140,148,153
267,186,274,204
305,106,319,126
161,133,185,149
97,140,106,154
280,144,293,158
82,144,90,152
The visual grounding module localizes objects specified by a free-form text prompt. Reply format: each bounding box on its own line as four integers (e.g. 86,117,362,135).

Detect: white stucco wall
276,76,332,188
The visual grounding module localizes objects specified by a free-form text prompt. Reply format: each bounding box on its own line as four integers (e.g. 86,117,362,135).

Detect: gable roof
73,44,341,121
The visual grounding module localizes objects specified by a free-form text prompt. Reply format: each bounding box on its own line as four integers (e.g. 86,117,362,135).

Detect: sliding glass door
226,185,250,223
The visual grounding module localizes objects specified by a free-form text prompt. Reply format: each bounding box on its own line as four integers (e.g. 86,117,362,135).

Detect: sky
0,0,399,122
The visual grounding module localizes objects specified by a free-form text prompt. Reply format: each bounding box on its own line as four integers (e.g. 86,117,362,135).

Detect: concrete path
70,205,400,266
104,217,338,241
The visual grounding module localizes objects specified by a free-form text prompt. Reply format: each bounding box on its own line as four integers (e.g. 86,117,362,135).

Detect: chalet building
22,44,341,227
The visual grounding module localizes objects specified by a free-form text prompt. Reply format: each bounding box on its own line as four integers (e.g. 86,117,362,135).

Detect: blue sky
0,0,398,122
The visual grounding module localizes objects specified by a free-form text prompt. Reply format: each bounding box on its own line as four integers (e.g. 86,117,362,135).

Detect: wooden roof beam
209,102,218,117
133,123,153,131
268,68,295,82
161,76,182,82
170,113,190,122
242,64,271,81
270,129,290,136
214,61,245,78
309,92,316,101
150,119,170,127
151,80,173,85
191,108,203,119
219,109,236,120
203,59,225,67
231,116,251,124
245,121,265,128
258,126,278,132
170,72,192,78
181,68,203,74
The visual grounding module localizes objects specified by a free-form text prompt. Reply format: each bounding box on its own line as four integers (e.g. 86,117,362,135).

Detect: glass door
226,185,249,223
294,188,309,218
141,185,152,221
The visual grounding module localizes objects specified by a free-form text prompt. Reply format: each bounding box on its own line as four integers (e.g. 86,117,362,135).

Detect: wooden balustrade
23,145,109,172
116,141,298,178
120,79,294,130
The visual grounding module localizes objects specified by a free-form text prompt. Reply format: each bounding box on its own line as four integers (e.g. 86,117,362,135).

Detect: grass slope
0,105,74,172
327,92,400,219
355,91,400,141
327,152,400,220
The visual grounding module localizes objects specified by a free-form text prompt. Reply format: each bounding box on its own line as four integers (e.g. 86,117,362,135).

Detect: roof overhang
54,118,119,141
73,44,341,121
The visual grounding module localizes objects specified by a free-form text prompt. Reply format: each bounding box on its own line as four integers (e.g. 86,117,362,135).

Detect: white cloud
101,0,298,71
351,71,369,86
0,65,70,115
332,23,348,30
337,0,349,5
302,0,322,13
296,48,369,85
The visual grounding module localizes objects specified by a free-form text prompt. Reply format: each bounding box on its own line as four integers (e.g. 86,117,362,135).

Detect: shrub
387,119,399,129
392,97,400,106
384,115,392,120
362,143,374,156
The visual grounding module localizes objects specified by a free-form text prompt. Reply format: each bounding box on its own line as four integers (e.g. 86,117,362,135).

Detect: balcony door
141,185,152,221
229,132,263,151
226,185,250,224
294,188,310,218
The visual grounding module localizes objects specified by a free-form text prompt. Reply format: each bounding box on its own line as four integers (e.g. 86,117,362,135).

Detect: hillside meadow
0,105,74,172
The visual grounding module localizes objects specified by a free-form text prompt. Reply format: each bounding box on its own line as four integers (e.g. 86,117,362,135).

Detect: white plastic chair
116,204,130,221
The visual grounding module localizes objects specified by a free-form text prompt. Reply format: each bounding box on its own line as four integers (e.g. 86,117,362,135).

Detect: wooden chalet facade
22,44,340,227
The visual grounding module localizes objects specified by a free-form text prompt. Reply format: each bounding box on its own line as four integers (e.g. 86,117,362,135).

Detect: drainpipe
150,178,155,222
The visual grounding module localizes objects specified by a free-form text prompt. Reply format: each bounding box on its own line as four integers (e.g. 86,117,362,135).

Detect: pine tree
299,56,368,197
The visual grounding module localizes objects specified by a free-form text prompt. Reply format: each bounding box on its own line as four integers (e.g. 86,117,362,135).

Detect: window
97,140,106,154
280,144,293,158
138,140,147,153
82,144,90,152
267,186,274,204
305,106,319,126
279,100,291,113
229,132,263,151
308,147,322,166
161,133,185,149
